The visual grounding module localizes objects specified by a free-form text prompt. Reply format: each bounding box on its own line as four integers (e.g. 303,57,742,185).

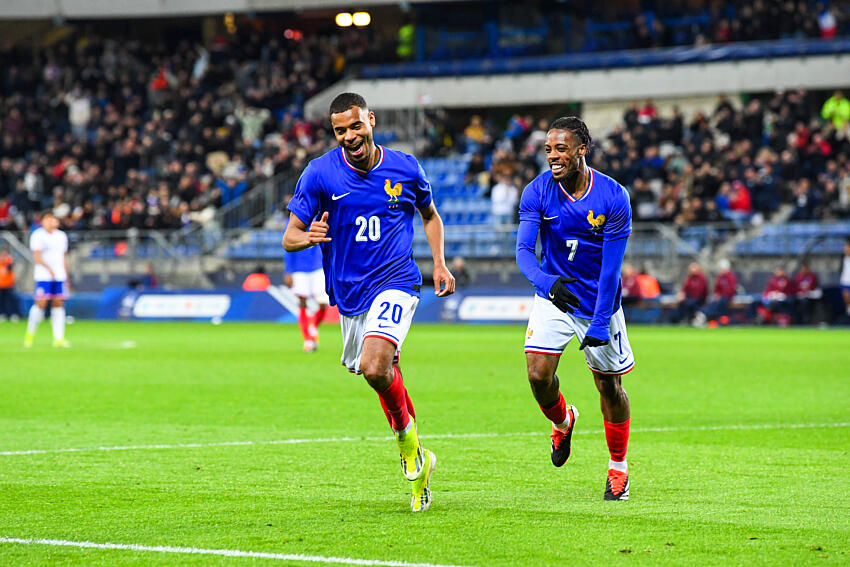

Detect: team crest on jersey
587,210,606,234
384,179,402,207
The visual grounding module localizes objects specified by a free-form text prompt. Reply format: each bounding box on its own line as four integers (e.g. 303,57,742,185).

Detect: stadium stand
1,1,849,324
0,28,371,230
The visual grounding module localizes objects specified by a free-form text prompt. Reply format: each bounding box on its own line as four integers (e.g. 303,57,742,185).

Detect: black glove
579,335,609,350
548,276,580,313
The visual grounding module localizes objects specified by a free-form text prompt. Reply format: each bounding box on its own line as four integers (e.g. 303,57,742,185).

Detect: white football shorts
340,289,419,374
524,295,635,375
291,268,328,303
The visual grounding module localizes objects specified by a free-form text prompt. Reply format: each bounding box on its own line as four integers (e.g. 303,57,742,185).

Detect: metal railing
214,168,304,229
0,230,34,290
2,220,771,289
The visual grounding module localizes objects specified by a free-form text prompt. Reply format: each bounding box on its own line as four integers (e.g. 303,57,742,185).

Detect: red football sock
312,304,328,329
297,307,310,341
380,368,416,425
379,396,394,428
540,392,567,426
376,366,411,432
604,418,630,462
404,388,416,421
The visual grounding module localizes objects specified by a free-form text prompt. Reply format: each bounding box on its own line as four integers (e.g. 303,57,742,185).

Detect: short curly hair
548,116,591,148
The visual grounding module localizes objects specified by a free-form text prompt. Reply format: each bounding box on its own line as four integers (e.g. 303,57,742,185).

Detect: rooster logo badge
384,179,403,203
587,210,606,233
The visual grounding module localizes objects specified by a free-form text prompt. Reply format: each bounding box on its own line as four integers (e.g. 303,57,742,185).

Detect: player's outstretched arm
282,212,331,252
419,203,455,297
580,236,629,349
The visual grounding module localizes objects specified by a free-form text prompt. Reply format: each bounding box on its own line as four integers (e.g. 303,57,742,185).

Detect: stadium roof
0,0,454,19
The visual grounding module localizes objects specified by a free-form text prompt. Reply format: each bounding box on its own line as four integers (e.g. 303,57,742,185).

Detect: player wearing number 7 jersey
283,92,455,512
516,116,634,501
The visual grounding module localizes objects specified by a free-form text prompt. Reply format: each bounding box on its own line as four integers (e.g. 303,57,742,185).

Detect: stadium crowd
619,248,850,327
0,29,371,230
0,2,848,233
441,89,850,228
655,0,844,46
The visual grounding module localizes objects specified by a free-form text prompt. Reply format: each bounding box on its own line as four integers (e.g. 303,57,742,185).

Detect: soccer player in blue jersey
283,202,329,353
283,93,455,512
516,117,634,501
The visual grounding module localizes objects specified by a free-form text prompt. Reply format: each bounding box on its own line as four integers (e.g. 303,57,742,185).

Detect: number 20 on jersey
355,215,381,242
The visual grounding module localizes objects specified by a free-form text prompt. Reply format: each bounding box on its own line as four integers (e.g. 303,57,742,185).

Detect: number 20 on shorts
378,302,402,324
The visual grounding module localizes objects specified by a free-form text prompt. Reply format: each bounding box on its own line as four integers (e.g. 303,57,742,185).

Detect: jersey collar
340,144,384,174
559,167,594,202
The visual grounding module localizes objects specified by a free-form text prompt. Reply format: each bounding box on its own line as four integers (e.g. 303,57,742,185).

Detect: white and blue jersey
287,145,432,316
517,167,632,321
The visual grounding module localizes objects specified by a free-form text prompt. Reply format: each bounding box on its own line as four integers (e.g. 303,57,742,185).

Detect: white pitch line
0,537,470,567
0,422,847,457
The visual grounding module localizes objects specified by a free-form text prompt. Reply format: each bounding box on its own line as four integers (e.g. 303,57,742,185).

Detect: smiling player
516,116,634,501
283,93,455,512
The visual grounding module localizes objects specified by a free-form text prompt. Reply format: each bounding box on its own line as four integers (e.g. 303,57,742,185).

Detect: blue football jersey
283,219,323,273
287,145,432,316
518,167,632,320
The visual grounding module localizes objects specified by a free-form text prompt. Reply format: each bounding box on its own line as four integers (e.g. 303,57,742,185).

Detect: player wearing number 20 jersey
288,144,432,316
284,93,454,513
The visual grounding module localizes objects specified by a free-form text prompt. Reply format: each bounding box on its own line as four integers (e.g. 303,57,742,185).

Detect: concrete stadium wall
306,54,850,118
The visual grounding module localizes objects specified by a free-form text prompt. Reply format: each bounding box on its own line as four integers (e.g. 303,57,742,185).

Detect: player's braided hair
329,92,368,115
548,116,592,150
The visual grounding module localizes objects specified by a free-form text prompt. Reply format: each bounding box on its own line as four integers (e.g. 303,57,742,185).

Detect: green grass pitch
1,321,849,565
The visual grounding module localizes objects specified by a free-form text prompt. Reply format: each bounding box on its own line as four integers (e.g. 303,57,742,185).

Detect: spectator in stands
757,266,795,326
463,115,492,153
490,173,519,225
631,178,659,221
504,115,531,149
793,260,822,324
637,99,657,125
636,266,661,300
523,119,549,155
64,86,92,140
818,3,838,39
0,197,16,228
698,258,738,325
671,262,708,324
789,178,820,221
465,153,488,187
840,238,850,319
0,246,21,321
488,148,518,193
821,90,850,130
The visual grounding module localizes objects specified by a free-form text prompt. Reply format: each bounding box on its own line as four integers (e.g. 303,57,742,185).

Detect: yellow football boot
397,419,424,481
410,449,436,512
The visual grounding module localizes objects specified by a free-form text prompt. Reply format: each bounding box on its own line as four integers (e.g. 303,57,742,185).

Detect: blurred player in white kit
24,212,71,348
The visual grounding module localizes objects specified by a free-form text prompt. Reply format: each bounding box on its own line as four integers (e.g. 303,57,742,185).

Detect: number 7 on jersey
565,239,578,261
